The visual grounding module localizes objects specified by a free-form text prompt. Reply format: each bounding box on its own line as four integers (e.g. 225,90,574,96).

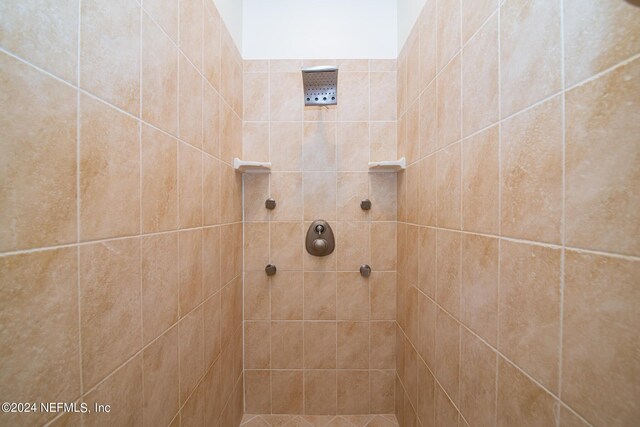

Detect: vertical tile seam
76,0,84,400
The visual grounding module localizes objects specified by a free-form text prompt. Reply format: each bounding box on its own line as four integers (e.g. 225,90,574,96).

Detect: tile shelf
233,158,271,173
368,157,406,172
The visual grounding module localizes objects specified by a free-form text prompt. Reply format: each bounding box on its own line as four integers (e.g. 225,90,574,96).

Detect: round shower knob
312,239,329,254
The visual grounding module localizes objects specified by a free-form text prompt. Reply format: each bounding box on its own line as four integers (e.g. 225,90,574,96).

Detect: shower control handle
306,220,335,257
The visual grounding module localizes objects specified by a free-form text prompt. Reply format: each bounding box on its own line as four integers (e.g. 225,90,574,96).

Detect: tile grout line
76,0,84,401
138,3,145,426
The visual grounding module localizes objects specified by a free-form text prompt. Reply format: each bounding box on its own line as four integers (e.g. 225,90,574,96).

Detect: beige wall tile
370,272,396,320
496,358,557,427
338,371,370,415
179,305,204,404
244,271,270,320
143,326,179,427
204,292,221,366
371,72,397,122
338,72,370,122
304,321,337,369
436,230,461,318
437,0,461,71
406,163,420,223
203,83,220,157
304,122,338,171
203,156,222,226
562,251,640,426
144,0,178,43
370,122,397,162
81,0,140,115
271,122,303,171
244,174,270,222
272,371,303,414
141,12,178,136
245,370,271,414
182,381,205,427
337,272,370,320
304,272,337,320
435,309,460,405
0,54,77,251
141,233,179,344
434,382,458,426
179,228,203,316
338,122,369,171
436,142,462,230
244,222,269,271
418,156,438,229
245,321,270,369
565,58,640,256
460,328,497,427
406,33,420,107
244,73,269,121
370,173,397,221
405,101,420,165
271,173,304,221
371,223,397,272
142,124,178,233
80,95,140,241
371,370,395,414
419,0,437,91
370,321,396,370
305,370,338,415
271,271,304,320
338,321,369,369
179,0,203,71
418,227,437,298
271,321,303,369
179,55,203,148
243,122,269,162
0,248,80,426
80,238,142,390
220,99,243,164
461,0,497,43
203,4,221,90
500,96,563,244
304,172,338,221
337,173,369,221
499,240,561,393
337,221,370,271
178,142,203,228
270,72,303,121
418,293,436,370
417,360,435,426
500,0,561,117
419,82,437,158
270,222,304,270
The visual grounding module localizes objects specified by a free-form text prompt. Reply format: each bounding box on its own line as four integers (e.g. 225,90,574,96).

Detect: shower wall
0,0,243,426
394,0,639,427
242,59,398,415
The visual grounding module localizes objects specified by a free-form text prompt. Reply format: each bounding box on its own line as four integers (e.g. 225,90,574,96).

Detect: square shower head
301,66,338,106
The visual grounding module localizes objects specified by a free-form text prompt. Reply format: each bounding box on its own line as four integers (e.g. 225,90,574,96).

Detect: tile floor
240,414,399,426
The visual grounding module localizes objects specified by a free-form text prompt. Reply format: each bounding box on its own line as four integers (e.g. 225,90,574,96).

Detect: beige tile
1,0,78,83
272,371,303,414
338,72,370,122
203,156,221,226
141,233,179,345
271,173,304,221
397,53,407,119
203,3,221,90
244,271,270,320
179,306,204,404
203,291,221,366
371,223,396,272
436,142,462,230
304,122,337,171
179,228,203,316
337,321,369,369
221,276,242,346
204,357,222,424
270,72,303,121
338,371,370,415
404,391,418,427
0,54,77,251
370,59,396,72
461,234,498,346
271,122,303,171
245,321,271,369
371,370,395,414
435,309,460,405
0,248,80,426
501,96,563,244
397,168,406,223
179,55,203,148
80,238,141,390
245,60,269,72
144,0,178,42
418,292,437,370
337,122,369,172
304,172,337,221
403,335,419,409
460,329,496,427
143,326,179,427
565,58,640,256
244,173,270,222
462,14,499,136
83,355,143,427
336,221,370,271
405,101,420,165
179,0,202,71
371,72,397,121
304,272,337,320
220,97,243,164
461,126,499,234
435,383,458,427
203,83,220,157
419,0,437,90
305,370,337,415
304,321,337,369
562,251,640,426
271,271,304,320
406,163,420,224
406,32,420,107
499,240,561,392
417,157,436,228
182,381,205,427
141,124,178,233
370,321,396,370
370,173,397,221
564,0,640,86
462,0,497,43
338,59,368,71
80,95,140,241
500,0,561,117
243,122,269,162
405,284,419,345
244,72,269,121
80,0,140,115
436,230,461,318
337,173,369,221
337,272,369,320
220,28,242,115
271,321,303,369
270,222,304,270
220,223,241,283
245,370,271,414
141,12,178,136
496,358,557,427
370,272,396,320
437,0,461,71
370,122,397,163
244,222,269,271
419,82,437,159
417,360,435,427
179,142,203,228
221,162,242,223
418,226,437,298
270,59,303,73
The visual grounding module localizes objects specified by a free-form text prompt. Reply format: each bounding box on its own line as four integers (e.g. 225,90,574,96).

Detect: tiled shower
1,1,638,427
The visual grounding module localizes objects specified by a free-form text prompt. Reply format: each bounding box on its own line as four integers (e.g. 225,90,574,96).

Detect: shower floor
240,414,399,426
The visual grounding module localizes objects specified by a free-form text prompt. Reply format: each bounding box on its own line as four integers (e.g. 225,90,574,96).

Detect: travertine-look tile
338,72,370,122
243,122,269,162
419,0,437,91
244,72,269,121
220,98,243,164
182,381,205,427
245,321,270,369
418,226,436,298
245,370,271,414
500,0,561,117
370,173,397,221
337,221,370,271
437,0,461,71
141,233,179,344
338,321,369,369
462,126,499,235
179,55,203,148
244,222,269,271
305,370,338,415
203,291,221,366
370,272,396,320
371,72,397,122
304,272,337,320
141,12,178,136
80,238,141,390
203,155,221,226
460,329,497,427
271,271,303,320
436,230,461,318
337,272,370,320
179,0,203,71
405,101,420,165
272,371,304,414
203,3,221,90
144,0,178,42
435,382,458,427
419,82,437,159
203,83,220,157
417,360,435,427
143,326,179,427
370,122,397,163
271,321,303,369
497,358,557,427
244,271,270,320
337,173,369,221
179,228,203,315
0,54,77,251
304,122,337,172
562,251,640,426
371,371,395,415
141,124,178,233
501,96,563,244
0,248,80,426
179,142,203,228
418,293,437,370
271,173,304,221
499,240,561,393
564,0,640,86
461,0,497,43
338,122,369,172
270,72,303,121
271,122,303,171
565,58,640,256
436,142,462,230
304,172,337,220
244,174,269,222
80,0,140,115
179,306,204,404
370,321,396,370
435,309,460,405
338,371,370,415
304,321,337,369
270,222,303,270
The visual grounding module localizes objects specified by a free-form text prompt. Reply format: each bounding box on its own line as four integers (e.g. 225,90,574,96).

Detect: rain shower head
301,66,338,106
